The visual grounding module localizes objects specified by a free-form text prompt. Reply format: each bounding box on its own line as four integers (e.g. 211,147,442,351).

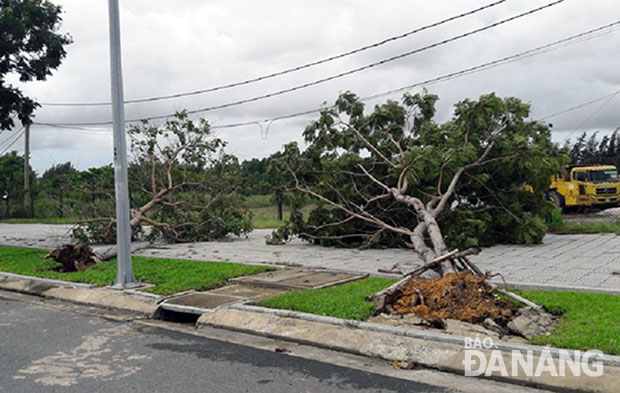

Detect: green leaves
281,91,565,250
1,0,72,129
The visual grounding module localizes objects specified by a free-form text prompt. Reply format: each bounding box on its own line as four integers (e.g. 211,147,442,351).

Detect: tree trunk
410,212,452,276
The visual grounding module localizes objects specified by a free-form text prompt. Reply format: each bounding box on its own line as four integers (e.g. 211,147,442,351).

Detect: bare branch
149,153,157,194
290,170,413,238
431,122,507,217
358,164,391,193
437,161,447,196
397,165,411,194
349,125,396,167
387,133,406,161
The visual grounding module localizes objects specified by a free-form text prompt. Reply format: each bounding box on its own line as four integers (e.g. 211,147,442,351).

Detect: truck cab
548,165,620,209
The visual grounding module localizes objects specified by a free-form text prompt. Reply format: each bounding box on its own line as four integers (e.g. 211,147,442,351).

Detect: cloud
6,0,620,173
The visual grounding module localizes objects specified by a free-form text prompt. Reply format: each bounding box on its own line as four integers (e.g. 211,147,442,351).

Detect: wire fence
560,207,620,224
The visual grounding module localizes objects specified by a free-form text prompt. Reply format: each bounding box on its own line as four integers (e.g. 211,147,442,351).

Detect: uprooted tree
72,111,252,245
271,92,567,326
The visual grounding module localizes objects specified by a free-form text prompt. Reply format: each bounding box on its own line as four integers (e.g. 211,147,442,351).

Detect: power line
0,126,25,147
36,18,618,132
37,0,564,127
40,0,509,107
560,91,620,142
210,20,620,130
364,25,620,101
538,88,620,121
37,124,113,134
0,129,26,155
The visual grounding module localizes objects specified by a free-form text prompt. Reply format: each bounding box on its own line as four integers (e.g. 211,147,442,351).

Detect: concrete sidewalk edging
0,273,161,316
497,281,620,297
0,271,96,289
229,304,620,367
198,306,620,393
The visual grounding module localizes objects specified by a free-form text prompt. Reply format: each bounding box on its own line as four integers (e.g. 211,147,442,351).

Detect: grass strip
0,217,78,224
0,246,272,296
516,290,620,355
259,278,620,354
259,277,396,320
546,208,620,235
547,221,620,235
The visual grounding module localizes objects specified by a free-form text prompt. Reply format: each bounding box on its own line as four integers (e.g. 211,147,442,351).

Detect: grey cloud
8,0,620,173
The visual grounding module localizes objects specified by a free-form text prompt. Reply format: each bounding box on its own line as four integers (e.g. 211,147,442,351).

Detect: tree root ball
391,272,517,328
43,243,102,272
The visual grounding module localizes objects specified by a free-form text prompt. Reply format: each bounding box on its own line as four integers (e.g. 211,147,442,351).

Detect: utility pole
23,123,31,218
108,0,137,289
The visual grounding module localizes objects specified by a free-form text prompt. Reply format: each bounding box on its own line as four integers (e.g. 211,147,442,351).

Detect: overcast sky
4,0,620,174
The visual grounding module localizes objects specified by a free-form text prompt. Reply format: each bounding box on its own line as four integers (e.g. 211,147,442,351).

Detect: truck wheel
547,191,564,208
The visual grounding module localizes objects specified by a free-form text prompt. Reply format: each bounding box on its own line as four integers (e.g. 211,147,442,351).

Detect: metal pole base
109,281,143,290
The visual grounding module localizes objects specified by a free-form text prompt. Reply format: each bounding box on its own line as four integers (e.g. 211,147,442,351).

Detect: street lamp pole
107,0,137,288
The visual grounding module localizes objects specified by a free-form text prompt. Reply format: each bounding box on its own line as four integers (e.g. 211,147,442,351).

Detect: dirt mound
391,272,517,327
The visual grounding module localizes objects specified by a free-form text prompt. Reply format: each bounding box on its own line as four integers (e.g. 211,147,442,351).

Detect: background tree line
0,150,281,220
564,129,620,166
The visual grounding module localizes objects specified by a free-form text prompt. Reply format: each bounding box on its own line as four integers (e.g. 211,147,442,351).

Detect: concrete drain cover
160,293,243,314
210,284,289,300
230,270,367,290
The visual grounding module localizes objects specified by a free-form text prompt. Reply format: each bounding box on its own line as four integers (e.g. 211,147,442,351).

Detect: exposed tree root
43,243,115,272
366,249,541,328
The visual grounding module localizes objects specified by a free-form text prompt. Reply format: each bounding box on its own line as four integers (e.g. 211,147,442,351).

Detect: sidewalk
1,224,620,292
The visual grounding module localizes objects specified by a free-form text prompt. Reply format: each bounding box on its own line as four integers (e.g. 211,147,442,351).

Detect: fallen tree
271,92,566,327
72,112,252,245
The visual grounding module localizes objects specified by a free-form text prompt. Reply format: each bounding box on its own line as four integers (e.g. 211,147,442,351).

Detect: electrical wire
210,20,620,130
0,126,24,147
36,17,617,132
560,91,620,142
36,0,565,127
40,0,509,107
0,129,26,155
538,88,620,121
37,124,113,134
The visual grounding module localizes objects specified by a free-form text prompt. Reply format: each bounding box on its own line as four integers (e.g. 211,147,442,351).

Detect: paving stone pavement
1,224,619,292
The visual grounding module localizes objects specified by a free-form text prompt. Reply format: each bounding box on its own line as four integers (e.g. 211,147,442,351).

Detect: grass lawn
250,208,286,229
546,208,620,235
259,278,620,355
517,290,620,355
0,246,273,296
246,194,315,229
547,220,620,235
259,277,396,320
0,217,78,224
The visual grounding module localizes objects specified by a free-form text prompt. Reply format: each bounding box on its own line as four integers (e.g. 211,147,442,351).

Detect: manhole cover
230,270,367,290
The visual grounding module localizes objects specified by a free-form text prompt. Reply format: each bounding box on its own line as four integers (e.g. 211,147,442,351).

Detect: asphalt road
0,294,452,393
0,291,553,393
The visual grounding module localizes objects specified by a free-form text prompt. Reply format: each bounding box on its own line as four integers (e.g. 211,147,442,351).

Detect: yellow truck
548,164,620,210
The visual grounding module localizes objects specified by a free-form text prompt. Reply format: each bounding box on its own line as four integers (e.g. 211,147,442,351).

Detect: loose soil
391,271,517,327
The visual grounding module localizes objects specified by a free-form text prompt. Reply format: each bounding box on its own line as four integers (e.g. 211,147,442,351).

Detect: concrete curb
0,273,161,315
230,304,620,367
498,281,620,297
198,306,620,393
294,266,620,296
0,271,96,289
